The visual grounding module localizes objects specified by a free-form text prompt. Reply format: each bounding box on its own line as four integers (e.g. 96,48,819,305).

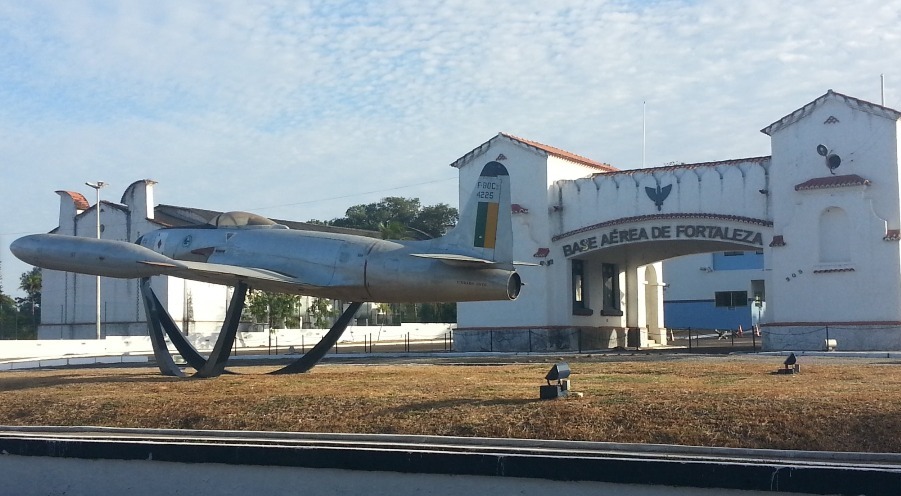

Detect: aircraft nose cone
10,235,40,264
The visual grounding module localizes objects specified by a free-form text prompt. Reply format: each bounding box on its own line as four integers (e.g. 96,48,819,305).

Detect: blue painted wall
712,251,763,271
664,300,752,330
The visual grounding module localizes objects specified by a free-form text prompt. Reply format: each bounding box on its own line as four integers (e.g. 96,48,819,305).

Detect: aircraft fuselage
138,225,520,302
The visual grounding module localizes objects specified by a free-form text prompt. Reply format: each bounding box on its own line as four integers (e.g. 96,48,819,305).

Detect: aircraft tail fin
434,161,513,267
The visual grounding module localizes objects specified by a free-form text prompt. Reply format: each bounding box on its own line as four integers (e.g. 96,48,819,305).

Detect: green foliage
17,268,40,337
377,220,410,240
326,197,457,239
409,203,458,238
245,290,301,329
19,267,41,305
418,302,457,323
0,294,19,339
391,302,456,324
306,197,460,324
0,267,41,339
308,297,334,328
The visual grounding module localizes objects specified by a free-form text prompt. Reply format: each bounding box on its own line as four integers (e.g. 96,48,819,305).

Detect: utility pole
86,181,107,339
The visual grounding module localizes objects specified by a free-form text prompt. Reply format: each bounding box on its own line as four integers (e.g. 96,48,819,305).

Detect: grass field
1,354,900,453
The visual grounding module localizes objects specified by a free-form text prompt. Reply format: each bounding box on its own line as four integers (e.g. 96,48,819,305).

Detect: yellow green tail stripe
473,201,499,248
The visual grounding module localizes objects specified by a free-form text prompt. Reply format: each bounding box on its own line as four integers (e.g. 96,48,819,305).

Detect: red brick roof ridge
589,156,771,177
499,133,618,172
762,89,901,136
55,190,90,211
794,174,870,191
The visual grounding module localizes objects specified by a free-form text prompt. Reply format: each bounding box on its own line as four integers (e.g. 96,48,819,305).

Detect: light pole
86,181,107,339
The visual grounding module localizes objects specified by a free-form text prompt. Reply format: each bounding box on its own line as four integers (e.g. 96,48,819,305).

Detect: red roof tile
450,133,617,172
499,133,618,172
55,190,90,211
812,267,855,274
794,174,870,191
593,156,770,178
762,89,901,136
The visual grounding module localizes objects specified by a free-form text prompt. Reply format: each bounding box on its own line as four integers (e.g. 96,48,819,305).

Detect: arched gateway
454,90,901,352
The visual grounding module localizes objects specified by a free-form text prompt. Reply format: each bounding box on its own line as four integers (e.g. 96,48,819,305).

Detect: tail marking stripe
473,201,499,248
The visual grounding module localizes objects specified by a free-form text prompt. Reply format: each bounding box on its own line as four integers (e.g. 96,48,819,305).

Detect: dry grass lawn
1,355,900,453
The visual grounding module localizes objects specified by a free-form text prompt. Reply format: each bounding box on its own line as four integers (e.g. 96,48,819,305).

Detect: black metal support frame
140,278,186,377
139,278,361,378
195,282,248,378
270,302,363,375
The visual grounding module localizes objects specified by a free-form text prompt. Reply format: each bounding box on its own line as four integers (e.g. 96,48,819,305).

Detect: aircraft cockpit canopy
208,211,286,229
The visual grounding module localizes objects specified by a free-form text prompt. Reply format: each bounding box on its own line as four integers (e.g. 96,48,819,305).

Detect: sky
2,0,901,296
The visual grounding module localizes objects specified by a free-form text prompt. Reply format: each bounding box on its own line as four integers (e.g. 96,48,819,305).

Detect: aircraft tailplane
434,161,513,267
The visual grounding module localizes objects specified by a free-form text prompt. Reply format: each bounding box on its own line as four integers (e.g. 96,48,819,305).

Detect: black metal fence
669,327,760,352
234,332,456,356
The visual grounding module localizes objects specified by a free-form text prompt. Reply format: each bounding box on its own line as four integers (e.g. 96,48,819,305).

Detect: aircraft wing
410,253,538,268
409,253,497,268
10,234,320,292
153,260,314,290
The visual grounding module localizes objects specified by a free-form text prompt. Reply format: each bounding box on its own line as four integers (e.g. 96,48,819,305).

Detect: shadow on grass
0,372,181,392
384,397,538,413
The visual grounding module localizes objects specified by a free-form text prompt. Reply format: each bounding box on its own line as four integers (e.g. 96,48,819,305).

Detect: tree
313,197,460,324
18,267,41,332
308,297,334,328
378,220,410,240
409,203,458,238
326,197,458,240
245,290,301,329
0,294,15,338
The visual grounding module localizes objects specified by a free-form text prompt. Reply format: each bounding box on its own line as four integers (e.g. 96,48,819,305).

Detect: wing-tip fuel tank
11,234,188,279
12,161,524,303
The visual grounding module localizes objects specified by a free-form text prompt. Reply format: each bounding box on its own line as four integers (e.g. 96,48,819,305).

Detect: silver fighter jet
11,161,523,377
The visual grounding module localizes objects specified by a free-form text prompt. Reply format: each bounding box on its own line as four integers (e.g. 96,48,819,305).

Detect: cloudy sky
2,0,900,295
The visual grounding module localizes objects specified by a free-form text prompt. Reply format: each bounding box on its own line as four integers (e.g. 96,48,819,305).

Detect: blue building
663,251,765,331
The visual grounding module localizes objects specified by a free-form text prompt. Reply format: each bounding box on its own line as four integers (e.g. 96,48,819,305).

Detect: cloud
2,0,901,293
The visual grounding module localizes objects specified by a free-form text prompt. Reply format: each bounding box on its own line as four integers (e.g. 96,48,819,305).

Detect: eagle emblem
645,184,672,211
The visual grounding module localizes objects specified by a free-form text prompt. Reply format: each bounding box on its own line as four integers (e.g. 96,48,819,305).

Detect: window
715,291,748,308
601,263,623,316
571,260,592,315
819,207,851,263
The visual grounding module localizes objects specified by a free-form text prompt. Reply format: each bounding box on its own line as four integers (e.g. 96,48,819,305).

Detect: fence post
688,327,692,351
578,328,582,354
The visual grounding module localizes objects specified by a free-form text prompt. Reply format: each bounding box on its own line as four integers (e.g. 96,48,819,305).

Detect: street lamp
86,181,107,339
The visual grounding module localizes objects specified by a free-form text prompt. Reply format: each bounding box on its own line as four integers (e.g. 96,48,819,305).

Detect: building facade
455,90,901,351
38,180,379,339
40,180,233,338
36,90,901,351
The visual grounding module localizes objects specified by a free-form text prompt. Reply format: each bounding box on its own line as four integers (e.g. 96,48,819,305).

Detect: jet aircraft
12,161,523,377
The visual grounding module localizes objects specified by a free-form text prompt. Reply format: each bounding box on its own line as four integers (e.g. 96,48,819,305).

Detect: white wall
766,95,901,325
0,323,454,364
